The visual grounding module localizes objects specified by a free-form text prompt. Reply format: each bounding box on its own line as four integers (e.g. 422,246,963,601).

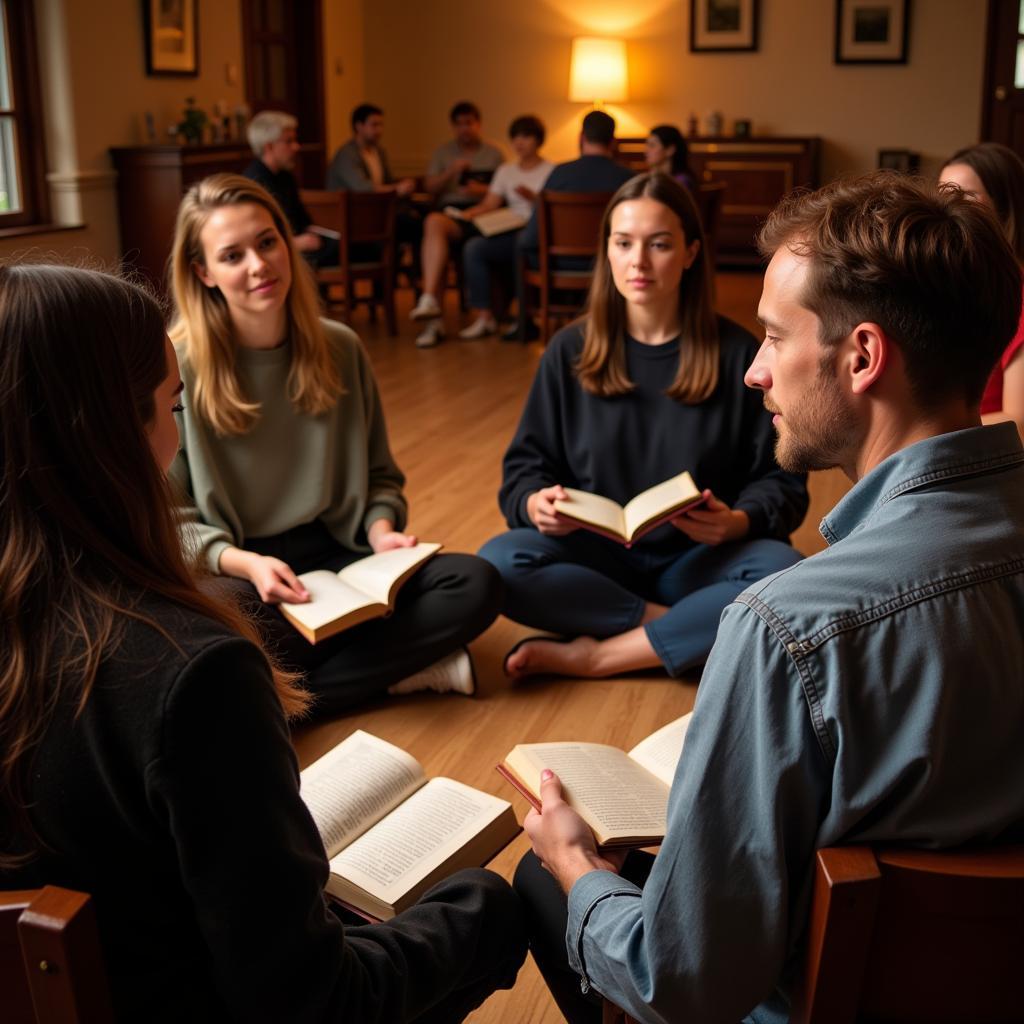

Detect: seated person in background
645,124,695,191
940,142,1024,441
515,171,1024,1024
326,102,423,263
409,101,504,335
169,174,503,715
479,172,807,681
326,103,415,196
420,115,553,345
507,109,636,341
243,109,337,267
0,263,527,1022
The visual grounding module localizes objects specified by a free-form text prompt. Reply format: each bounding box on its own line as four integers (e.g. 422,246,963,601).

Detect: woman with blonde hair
0,263,525,1021
170,173,502,712
940,142,1024,440
479,172,807,680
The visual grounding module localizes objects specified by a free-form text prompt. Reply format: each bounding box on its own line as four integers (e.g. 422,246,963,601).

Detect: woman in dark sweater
479,173,808,680
0,265,525,1021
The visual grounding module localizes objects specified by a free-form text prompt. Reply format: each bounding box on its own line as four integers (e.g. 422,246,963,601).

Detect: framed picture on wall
689,0,760,53
143,0,199,76
835,0,910,65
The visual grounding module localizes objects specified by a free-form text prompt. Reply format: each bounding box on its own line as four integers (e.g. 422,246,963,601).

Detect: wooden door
982,0,1024,153
240,0,325,185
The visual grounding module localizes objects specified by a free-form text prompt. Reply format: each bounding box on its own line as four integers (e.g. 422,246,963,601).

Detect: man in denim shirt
515,172,1024,1023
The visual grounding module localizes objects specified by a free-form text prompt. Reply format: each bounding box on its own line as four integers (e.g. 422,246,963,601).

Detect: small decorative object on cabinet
690,0,760,52
835,0,910,65
878,149,920,174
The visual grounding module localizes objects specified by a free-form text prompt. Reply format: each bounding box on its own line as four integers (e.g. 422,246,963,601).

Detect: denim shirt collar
820,422,1024,546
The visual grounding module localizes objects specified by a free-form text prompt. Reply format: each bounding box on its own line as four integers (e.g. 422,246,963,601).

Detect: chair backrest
792,844,1024,1024
0,886,113,1023
535,190,614,277
299,189,398,247
693,181,726,262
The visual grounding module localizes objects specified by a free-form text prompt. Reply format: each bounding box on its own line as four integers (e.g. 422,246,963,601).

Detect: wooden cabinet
109,144,252,291
687,136,820,266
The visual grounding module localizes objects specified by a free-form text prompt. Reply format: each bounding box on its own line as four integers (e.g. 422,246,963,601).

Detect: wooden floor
291,276,849,1023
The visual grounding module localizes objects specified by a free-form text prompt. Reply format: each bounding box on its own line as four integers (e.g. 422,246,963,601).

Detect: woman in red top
941,143,1024,439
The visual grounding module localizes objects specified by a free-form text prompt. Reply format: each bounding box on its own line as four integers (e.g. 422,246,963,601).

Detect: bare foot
504,636,600,680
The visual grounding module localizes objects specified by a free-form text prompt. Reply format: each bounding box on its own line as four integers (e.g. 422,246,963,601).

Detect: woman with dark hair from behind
645,125,695,190
479,173,808,681
940,142,1024,440
0,264,525,1022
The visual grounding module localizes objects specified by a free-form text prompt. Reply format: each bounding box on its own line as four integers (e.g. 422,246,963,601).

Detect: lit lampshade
569,37,628,106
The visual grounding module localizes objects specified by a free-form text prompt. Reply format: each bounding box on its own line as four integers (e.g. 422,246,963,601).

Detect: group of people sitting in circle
244,99,701,347
2,125,1024,1022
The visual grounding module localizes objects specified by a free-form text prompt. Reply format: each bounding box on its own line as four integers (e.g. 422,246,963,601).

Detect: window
0,0,48,228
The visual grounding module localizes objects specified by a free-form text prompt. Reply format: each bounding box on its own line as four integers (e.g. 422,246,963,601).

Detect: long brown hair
0,265,308,869
577,172,719,403
943,142,1024,263
169,173,341,436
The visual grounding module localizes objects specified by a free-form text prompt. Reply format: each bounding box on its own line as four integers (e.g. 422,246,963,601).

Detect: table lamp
569,37,628,108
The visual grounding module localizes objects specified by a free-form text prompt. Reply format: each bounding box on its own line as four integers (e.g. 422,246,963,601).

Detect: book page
505,743,669,842
300,731,425,858
474,208,527,237
337,543,441,608
554,488,625,538
627,713,692,788
281,571,381,632
328,778,511,904
622,471,700,540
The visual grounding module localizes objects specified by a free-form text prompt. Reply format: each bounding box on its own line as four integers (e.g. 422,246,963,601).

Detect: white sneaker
387,648,476,696
415,319,444,348
458,315,497,340
410,293,442,320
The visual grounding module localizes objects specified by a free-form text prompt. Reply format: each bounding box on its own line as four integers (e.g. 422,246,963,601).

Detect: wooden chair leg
383,273,397,337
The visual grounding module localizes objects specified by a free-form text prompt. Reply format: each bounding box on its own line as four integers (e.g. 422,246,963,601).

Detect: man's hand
368,518,418,552
293,231,323,253
524,770,624,894
672,490,750,546
527,485,579,536
395,178,416,197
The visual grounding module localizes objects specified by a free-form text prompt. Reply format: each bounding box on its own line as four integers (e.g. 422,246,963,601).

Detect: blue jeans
478,528,802,675
463,232,519,312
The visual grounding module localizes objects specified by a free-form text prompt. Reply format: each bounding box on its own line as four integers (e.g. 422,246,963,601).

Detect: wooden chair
693,180,727,268
0,886,113,1023
604,842,1024,1024
300,189,398,336
792,843,1024,1024
522,190,614,344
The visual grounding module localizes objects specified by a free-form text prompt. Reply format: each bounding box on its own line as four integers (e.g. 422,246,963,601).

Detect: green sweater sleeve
169,439,236,573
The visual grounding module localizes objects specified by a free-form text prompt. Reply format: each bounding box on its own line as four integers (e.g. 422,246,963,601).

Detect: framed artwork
878,148,920,174
690,0,760,53
143,0,199,76
835,0,910,65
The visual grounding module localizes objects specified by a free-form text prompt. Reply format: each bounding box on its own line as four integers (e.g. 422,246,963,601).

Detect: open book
498,713,692,847
280,543,440,644
444,205,527,237
554,471,704,546
301,730,519,921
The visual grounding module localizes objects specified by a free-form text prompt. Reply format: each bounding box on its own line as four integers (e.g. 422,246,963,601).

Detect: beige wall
364,0,987,182
323,0,366,158
0,0,246,262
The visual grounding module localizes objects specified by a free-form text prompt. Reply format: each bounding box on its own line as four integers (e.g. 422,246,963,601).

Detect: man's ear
846,322,888,396
192,261,214,289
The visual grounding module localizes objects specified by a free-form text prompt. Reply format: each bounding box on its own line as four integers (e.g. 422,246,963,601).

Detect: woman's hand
527,485,578,536
368,518,418,553
672,490,750,546
220,548,309,604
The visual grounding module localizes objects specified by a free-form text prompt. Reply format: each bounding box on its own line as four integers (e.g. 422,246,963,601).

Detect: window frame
0,0,49,229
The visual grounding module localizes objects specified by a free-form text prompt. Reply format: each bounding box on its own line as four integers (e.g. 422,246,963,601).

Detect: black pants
239,521,503,716
512,850,655,1023
339,868,528,1023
